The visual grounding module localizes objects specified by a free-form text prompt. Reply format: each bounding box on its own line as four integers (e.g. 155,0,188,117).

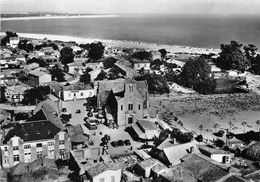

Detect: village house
150,140,199,167
114,62,137,78
85,62,103,70
0,108,70,168
131,58,151,73
96,78,149,126
9,37,19,48
66,62,86,75
131,119,160,141
27,70,52,87
52,83,95,101
82,162,122,182
5,85,28,103
198,145,234,164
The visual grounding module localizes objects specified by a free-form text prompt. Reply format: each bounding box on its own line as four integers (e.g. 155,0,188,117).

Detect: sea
1,14,260,49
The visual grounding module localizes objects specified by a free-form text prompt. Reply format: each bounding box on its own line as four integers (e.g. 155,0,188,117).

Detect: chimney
190,146,194,154
173,138,176,144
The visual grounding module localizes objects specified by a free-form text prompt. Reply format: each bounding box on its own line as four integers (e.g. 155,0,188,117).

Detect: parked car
62,108,67,112
118,140,124,146
124,139,131,146
76,109,81,114
85,120,98,130
111,141,119,148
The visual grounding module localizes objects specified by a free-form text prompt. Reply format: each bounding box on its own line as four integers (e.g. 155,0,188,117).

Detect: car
85,120,98,130
118,140,124,146
76,109,81,114
124,139,131,146
62,108,67,112
111,141,119,148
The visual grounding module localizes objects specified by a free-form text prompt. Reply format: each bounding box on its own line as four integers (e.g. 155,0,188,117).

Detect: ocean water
2,14,260,49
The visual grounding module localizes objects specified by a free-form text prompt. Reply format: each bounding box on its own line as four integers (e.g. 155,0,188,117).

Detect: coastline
0,14,119,21
0,32,220,55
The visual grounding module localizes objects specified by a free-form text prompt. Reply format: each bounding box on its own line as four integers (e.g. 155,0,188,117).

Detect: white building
9,37,19,48
132,58,151,73
28,70,52,87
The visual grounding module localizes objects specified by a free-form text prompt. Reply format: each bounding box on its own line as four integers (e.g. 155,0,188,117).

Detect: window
74,93,76,97
111,176,115,182
138,104,141,110
13,155,19,162
128,103,133,111
59,140,65,145
4,147,8,151
129,85,133,92
13,146,19,151
99,178,105,182
89,91,92,97
121,105,123,111
25,152,31,156
36,143,42,148
81,92,84,96
68,93,71,97
48,141,54,146
24,144,31,149
37,151,42,158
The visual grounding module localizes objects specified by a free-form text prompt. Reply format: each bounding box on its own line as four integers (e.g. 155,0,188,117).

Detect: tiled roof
138,158,158,169
199,145,231,155
223,175,247,182
85,162,122,177
29,70,49,77
63,84,93,91
177,153,229,182
137,120,157,131
10,162,29,176
28,157,57,172
98,90,112,108
70,134,89,143
157,138,178,150
66,124,84,137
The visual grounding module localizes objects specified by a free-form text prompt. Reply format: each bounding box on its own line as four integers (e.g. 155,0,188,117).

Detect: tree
0,86,7,103
103,57,117,69
60,47,74,65
27,57,47,67
180,55,216,94
132,51,152,60
214,139,225,148
216,41,250,72
88,42,105,60
22,86,50,105
158,49,167,59
135,73,170,94
154,129,171,146
0,31,18,46
250,55,260,75
50,64,65,82
79,72,91,84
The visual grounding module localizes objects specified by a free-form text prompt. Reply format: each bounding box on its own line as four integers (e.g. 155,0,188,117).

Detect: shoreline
0,14,119,21
0,32,220,54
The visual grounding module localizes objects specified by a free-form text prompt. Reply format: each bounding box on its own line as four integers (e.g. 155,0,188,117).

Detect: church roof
246,141,260,160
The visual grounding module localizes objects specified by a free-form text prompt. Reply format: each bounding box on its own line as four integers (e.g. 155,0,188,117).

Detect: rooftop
199,145,231,155
29,70,50,77
63,84,93,91
85,162,122,177
137,119,157,131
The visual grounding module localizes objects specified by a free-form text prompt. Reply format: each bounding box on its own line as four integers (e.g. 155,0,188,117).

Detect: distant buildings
9,37,19,48
131,58,150,73
0,108,70,168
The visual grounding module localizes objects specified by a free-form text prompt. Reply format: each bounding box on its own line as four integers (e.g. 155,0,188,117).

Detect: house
176,153,231,182
9,37,19,48
135,158,167,178
131,119,160,140
5,85,28,103
0,73,18,85
114,62,136,78
83,162,122,182
159,167,194,182
0,108,70,168
151,51,162,60
131,58,150,73
66,62,86,75
28,70,52,87
154,140,199,166
52,83,95,101
85,62,103,70
198,145,234,164
96,79,149,126
25,62,40,71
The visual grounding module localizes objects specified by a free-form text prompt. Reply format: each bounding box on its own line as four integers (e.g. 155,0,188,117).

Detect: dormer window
129,85,134,92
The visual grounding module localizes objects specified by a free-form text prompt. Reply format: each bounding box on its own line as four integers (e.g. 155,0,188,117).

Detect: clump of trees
22,86,50,105
50,63,65,82
0,31,18,46
103,57,117,69
95,70,107,81
18,39,34,52
27,57,47,67
179,55,216,94
132,51,152,60
79,68,92,84
35,42,59,51
60,47,74,65
135,73,170,94
88,42,105,60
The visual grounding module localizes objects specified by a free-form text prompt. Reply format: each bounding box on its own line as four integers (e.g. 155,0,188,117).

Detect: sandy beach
0,14,119,21
0,32,220,55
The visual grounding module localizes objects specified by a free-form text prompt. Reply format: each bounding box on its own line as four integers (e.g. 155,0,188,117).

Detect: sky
1,0,260,15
